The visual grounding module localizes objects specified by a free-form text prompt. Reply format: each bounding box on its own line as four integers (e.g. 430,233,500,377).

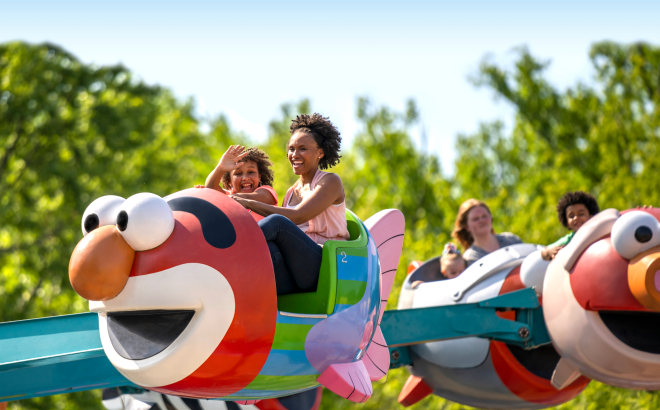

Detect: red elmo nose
69,225,134,301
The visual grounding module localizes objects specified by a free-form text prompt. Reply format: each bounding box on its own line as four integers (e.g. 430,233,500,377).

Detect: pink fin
363,326,389,381
364,209,405,323
317,360,373,403
235,399,261,405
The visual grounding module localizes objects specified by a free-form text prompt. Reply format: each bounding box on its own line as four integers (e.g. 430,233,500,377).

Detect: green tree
458,42,660,246
0,41,239,409
4,38,660,410
262,98,311,199
447,41,660,410
320,42,660,410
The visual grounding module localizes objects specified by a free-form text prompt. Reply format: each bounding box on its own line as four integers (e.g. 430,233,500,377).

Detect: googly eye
611,211,660,259
81,195,126,236
117,193,175,251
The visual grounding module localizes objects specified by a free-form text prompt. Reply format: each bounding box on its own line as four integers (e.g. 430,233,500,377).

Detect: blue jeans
258,214,323,295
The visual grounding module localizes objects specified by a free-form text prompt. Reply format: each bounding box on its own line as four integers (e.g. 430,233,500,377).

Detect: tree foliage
320,42,660,409
3,39,660,409
0,41,237,409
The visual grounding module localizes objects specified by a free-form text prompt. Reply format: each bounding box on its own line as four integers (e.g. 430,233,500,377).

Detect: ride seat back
409,256,446,284
277,210,368,315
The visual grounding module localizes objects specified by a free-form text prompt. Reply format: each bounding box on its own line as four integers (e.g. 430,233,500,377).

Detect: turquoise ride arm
0,312,134,402
0,288,547,401
383,288,551,368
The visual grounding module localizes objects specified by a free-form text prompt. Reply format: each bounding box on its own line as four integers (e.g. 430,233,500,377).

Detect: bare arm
231,189,278,205
541,245,563,261
204,145,248,192
232,173,344,224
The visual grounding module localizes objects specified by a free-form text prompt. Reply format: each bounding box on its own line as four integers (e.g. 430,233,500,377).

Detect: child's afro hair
289,113,342,170
221,147,274,190
556,191,600,228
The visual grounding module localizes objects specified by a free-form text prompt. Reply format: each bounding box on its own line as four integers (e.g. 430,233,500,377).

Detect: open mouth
107,310,195,360
598,310,660,354
505,344,561,380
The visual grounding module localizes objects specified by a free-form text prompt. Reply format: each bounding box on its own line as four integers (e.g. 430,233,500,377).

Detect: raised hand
218,145,249,172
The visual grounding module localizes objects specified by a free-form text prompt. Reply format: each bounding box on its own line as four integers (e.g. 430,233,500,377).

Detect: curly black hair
221,147,274,190
556,191,600,228
289,113,342,170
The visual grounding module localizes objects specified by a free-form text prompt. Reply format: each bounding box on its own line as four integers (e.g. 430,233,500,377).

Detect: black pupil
635,226,653,243
84,213,100,233
117,211,129,232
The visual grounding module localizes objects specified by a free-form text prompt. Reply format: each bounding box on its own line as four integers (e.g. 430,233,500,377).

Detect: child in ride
197,145,278,221
412,243,467,288
438,243,467,279
541,191,600,260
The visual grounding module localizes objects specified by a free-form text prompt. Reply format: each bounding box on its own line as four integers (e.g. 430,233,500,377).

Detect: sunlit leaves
0,42,229,410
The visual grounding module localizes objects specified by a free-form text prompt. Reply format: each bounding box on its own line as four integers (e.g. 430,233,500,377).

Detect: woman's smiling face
466,205,493,237
287,132,323,175
229,160,260,193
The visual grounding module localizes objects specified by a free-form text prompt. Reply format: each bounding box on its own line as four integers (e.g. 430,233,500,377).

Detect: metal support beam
0,312,133,402
381,288,551,369
0,288,550,400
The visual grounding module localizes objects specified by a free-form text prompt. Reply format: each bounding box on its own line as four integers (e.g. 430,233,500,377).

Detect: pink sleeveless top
282,170,349,245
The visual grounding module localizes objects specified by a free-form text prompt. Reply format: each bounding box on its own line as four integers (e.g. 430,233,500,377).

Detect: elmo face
544,208,660,389
69,188,277,398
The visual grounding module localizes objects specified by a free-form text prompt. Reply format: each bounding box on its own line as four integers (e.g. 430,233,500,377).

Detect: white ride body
398,244,559,409
544,209,660,389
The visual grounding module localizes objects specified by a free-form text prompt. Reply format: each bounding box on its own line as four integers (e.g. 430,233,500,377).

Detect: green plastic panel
336,280,368,305
271,324,314,350
277,210,369,315
244,374,319,391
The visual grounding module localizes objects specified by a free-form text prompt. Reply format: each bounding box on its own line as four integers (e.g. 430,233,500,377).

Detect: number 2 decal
341,252,347,263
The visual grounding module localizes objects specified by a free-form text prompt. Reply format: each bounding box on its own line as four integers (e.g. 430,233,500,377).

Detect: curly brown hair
451,199,496,250
221,147,274,191
289,113,342,170
556,191,600,228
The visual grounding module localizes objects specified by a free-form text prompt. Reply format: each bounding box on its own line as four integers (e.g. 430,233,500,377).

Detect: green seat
277,210,369,315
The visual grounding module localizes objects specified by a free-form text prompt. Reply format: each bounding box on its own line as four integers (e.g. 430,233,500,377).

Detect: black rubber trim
277,388,320,410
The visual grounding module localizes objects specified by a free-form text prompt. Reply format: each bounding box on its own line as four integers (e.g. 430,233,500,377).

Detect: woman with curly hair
541,191,600,260
452,199,522,266
199,146,278,221
232,113,348,295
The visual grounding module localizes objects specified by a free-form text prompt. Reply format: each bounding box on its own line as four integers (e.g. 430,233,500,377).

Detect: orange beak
68,225,135,301
628,245,660,311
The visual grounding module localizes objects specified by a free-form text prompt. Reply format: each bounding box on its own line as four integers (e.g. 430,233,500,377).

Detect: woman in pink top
232,113,348,295
198,146,278,221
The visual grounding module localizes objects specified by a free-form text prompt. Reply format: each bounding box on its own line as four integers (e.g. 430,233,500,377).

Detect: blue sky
2,0,659,174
